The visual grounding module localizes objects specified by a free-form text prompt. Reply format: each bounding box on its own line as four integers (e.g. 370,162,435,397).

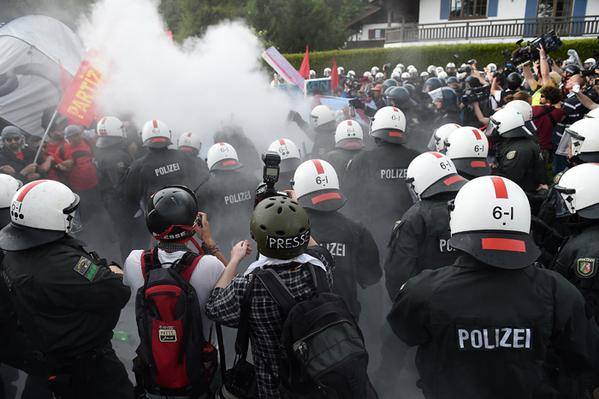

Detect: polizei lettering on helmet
380,168,407,180
457,327,532,350
224,191,251,205
266,230,310,250
154,163,181,177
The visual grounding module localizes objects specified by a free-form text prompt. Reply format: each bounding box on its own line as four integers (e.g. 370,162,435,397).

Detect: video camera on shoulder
461,85,491,105
255,152,283,206
510,30,562,67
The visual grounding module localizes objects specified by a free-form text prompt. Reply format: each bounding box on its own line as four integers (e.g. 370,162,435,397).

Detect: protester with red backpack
123,185,251,398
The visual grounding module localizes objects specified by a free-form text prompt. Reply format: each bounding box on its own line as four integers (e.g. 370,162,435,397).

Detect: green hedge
284,39,598,74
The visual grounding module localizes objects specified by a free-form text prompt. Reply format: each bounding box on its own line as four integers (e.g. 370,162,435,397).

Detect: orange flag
298,45,310,79
330,58,339,90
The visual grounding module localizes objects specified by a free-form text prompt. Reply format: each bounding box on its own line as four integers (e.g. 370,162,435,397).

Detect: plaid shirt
206,246,334,399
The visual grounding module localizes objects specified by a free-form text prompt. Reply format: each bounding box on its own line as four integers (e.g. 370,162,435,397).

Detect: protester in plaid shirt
206,195,334,399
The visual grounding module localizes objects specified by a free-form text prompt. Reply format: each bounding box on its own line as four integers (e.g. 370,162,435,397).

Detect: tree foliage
160,0,366,52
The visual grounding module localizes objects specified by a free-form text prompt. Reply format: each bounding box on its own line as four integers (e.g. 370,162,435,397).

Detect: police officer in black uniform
388,175,599,399
385,151,466,300
124,119,204,215
94,116,135,259
197,142,258,253
428,86,462,128
293,158,381,318
0,179,133,399
322,119,365,188
345,106,419,250
489,107,547,194
177,130,210,188
288,104,337,158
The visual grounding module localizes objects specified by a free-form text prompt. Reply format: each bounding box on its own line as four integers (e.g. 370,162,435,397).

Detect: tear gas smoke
78,0,309,155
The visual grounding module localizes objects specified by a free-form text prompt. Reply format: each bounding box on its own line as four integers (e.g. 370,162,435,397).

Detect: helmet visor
556,128,584,157
64,194,82,233
427,131,445,151
553,185,576,218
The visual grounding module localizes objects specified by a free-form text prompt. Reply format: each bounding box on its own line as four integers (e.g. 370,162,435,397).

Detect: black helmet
382,78,398,93
429,87,459,111
446,76,459,85
464,75,482,88
422,77,444,93
1,126,22,140
403,83,416,97
564,64,581,76
146,186,198,241
506,72,523,91
385,86,417,109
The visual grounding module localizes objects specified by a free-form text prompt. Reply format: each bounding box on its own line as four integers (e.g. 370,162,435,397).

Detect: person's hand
195,212,214,245
537,184,549,191
20,163,37,176
109,265,124,275
283,189,298,200
59,160,74,171
230,240,251,263
287,110,301,123
0,165,15,175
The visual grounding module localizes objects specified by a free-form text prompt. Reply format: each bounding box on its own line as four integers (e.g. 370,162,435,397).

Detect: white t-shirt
124,249,225,339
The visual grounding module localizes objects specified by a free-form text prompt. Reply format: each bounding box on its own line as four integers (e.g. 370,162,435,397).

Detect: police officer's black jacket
344,141,419,246
94,143,133,200
322,148,361,188
433,110,461,128
388,254,599,399
305,208,381,317
554,223,599,322
181,152,210,190
2,236,131,361
384,195,459,300
124,148,204,211
311,129,336,158
196,169,258,247
495,137,546,193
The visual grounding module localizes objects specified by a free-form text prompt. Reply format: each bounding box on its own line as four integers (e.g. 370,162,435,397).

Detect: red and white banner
57,53,104,126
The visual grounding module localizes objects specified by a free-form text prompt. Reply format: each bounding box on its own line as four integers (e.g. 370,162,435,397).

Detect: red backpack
134,247,217,397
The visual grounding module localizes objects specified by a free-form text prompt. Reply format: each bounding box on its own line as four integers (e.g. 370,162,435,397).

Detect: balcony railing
385,15,599,44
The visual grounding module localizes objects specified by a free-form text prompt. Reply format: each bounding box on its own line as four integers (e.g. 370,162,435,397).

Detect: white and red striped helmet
449,176,540,268
293,159,345,211
141,119,172,148
96,116,125,148
427,123,461,151
445,127,490,178
178,131,202,153
207,142,242,171
335,120,364,150
267,138,301,173
406,152,466,200
0,180,80,250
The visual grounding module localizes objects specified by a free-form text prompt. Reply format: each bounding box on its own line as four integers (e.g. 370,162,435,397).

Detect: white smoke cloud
77,0,309,155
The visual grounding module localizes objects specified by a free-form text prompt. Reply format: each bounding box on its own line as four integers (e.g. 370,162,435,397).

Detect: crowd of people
1,42,599,399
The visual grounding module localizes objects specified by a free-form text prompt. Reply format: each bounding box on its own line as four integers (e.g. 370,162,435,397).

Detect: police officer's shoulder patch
73,257,99,281
506,150,517,160
575,258,596,278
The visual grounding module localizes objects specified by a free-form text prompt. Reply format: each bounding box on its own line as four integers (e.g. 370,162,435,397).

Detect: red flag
58,56,103,127
299,45,310,79
330,58,339,91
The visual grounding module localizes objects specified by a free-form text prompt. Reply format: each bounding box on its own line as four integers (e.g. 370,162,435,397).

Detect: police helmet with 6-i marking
335,120,364,150
96,116,126,148
370,106,407,144
449,176,540,268
444,127,490,178
0,180,80,251
206,142,242,171
406,152,466,200
293,159,345,212
141,119,172,148
267,138,301,173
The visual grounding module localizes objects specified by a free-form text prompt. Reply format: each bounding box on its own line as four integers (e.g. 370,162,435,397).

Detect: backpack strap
255,269,297,314
174,251,203,281
307,264,330,294
234,274,256,360
140,247,160,281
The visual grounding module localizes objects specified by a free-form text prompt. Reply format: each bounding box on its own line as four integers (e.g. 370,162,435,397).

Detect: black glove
287,110,301,123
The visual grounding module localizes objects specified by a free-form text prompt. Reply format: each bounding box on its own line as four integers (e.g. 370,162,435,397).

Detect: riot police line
1,57,599,399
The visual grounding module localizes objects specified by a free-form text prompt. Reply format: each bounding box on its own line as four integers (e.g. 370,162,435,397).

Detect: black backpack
134,248,217,397
255,264,369,399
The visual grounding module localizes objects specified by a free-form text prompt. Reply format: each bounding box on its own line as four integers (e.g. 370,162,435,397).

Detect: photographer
460,74,494,128
523,45,555,103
